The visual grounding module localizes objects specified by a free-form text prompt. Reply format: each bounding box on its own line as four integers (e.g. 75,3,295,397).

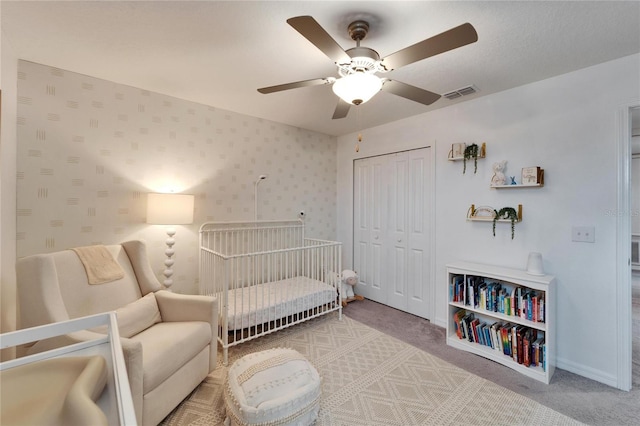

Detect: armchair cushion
132,321,212,394
115,292,162,338
91,292,162,338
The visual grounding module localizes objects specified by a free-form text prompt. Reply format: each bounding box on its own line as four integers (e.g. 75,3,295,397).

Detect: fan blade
381,80,441,106
332,99,351,119
287,16,351,65
258,78,333,94
380,23,478,71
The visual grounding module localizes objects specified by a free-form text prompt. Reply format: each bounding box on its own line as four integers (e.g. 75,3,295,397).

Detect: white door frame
616,100,639,391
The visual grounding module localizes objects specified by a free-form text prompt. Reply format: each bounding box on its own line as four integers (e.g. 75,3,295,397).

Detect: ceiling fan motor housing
339,46,381,77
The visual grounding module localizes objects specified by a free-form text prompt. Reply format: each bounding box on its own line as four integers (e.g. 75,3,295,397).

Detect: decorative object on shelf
146,192,195,291
522,166,544,185
467,204,523,239
463,143,479,174
448,142,486,173
490,160,507,185
449,142,466,159
493,206,520,239
467,204,496,219
510,176,517,185
526,252,545,276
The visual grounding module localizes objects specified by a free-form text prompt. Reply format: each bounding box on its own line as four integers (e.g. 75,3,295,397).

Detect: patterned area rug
161,313,583,426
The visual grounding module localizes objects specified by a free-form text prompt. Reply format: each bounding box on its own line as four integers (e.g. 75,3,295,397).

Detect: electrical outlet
572,226,595,243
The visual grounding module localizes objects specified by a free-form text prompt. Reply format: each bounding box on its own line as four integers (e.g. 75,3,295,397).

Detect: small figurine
510,176,517,185
491,160,507,186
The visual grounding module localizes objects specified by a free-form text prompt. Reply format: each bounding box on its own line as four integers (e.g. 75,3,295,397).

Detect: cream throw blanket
72,245,125,285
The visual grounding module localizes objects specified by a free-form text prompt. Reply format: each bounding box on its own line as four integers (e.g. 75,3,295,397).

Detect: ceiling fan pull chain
355,106,364,152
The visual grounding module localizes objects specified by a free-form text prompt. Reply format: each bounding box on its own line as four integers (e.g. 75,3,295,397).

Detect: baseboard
556,356,619,389
432,317,446,329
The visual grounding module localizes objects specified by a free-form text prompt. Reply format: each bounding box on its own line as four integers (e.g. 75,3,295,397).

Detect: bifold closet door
353,155,386,304
353,148,432,319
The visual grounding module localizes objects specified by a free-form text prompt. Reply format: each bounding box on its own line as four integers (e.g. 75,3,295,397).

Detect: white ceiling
2,1,639,137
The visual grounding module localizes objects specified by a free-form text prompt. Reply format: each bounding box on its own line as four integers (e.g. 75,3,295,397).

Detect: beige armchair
16,240,217,426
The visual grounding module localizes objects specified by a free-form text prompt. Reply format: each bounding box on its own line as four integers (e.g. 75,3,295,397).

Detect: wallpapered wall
16,60,337,293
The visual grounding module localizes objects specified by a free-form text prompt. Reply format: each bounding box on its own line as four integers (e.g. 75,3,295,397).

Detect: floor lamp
146,192,195,291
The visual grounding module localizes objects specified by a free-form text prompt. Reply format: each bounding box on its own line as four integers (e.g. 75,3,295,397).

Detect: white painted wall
337,54,640,387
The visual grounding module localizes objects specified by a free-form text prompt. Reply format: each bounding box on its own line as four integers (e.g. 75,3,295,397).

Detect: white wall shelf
447,142,487,161
490,183,543,189
446,261,555,384
467,204,523,222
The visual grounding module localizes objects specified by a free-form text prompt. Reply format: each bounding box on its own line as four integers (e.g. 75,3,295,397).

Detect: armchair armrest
154,290,217,325
26,330,144,425
154,290,218,371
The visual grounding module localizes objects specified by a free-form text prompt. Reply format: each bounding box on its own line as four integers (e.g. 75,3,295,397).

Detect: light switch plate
572,226,595,243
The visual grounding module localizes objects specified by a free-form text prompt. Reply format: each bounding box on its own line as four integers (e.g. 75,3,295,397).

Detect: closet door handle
374,235,379,240
397,239,402,243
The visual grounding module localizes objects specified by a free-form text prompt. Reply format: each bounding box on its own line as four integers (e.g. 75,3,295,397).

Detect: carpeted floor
344,298,640,426
161,312,583,426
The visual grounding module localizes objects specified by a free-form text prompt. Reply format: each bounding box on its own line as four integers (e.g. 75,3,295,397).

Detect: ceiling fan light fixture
332,72,382,106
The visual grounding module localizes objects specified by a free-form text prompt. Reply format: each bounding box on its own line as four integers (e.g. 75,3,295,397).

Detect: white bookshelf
446,261,555,384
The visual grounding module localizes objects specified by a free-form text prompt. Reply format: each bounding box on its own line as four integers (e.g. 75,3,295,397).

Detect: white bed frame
199,220,342,364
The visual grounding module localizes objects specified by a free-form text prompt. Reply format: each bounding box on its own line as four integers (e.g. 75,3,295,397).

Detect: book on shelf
523,330,532,367
470,318,480,343
461,313,474,342
453,309,466,339
490,322,502,352
451,275,465,303
501,324,511,356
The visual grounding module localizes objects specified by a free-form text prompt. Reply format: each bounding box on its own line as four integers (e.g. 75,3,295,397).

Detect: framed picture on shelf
522,166,544,185
450,143,465,159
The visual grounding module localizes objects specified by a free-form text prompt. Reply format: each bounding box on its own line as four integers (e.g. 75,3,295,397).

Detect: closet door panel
353,159,371,296
370,159,385,296
406,149,431,318
353,157,386,303
388,153,409,310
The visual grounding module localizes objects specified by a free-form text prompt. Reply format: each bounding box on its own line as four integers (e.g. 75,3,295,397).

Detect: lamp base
163,227,176,291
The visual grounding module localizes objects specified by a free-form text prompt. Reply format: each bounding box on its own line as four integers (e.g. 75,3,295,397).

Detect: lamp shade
146,193,194,225
332,72,382,105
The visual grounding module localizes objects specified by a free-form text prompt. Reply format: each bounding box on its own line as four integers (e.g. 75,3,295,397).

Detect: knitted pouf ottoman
223,348,321,426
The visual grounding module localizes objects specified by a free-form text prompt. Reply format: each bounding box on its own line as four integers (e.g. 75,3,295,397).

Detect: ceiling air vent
443,85,478,100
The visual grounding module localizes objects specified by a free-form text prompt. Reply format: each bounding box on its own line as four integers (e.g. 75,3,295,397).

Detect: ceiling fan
258,16,478,119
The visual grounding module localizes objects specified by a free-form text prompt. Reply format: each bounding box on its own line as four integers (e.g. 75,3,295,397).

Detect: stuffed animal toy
491,160,507,186
341,269,365,306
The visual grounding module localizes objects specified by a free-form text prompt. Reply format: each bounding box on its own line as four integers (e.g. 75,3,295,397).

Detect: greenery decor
463,143,479,174
493,207,519,239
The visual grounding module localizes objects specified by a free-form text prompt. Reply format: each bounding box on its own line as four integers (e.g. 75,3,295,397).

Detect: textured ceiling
2,1,639,136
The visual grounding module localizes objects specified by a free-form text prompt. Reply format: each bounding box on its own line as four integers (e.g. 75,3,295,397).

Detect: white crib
199,220,342,364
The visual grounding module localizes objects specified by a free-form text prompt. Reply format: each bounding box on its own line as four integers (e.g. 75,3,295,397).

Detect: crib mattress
223,276,337,330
